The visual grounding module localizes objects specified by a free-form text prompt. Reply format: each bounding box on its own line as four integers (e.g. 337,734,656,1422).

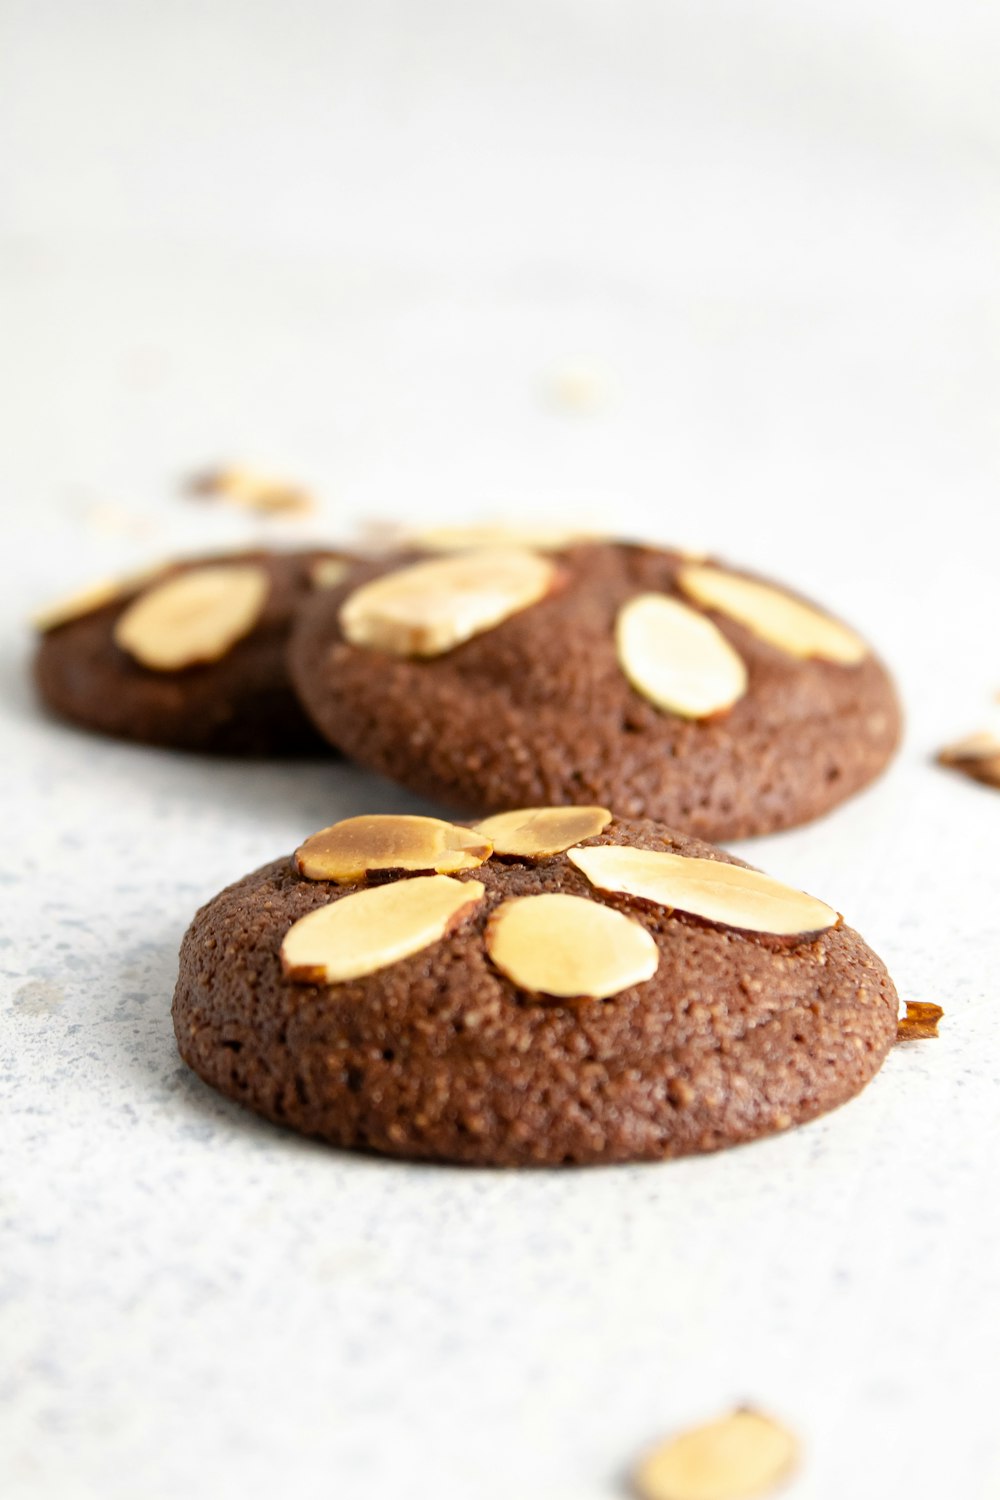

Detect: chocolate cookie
173,810,899,1165
288,539,902,839
33,550,353,755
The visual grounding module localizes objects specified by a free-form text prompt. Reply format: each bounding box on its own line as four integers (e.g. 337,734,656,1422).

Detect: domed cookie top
173,810,899,1166
289,538,901,839
33,549,355,755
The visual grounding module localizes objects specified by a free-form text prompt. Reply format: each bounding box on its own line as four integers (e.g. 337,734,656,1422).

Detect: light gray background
2,3,998,1497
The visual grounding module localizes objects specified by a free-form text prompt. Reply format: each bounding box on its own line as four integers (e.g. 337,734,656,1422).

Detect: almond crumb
896,1001,944,1042
187,465,316,516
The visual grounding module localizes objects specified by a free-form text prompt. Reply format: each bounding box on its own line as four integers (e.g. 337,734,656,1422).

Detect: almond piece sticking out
473,806,612,860
410,524,593,553
113,564,270,671
281,874,485,983
616,594,748,719
896,1000,944,1041
485,892,658,1000
188,465,315,516
309,556,350,590
633,1408,798,1500
568,845,837,939
937,730,1000,789
339,548,558,657
295,814,492,883
32,566,166,632
678,563,868,665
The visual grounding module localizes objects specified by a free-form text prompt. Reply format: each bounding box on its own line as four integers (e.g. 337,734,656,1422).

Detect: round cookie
288,539,902,840
33,549,354,755
173,811,899,1166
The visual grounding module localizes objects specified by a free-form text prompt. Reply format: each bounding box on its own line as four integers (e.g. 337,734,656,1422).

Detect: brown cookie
288,540,902,839
172,811,898,1166
33,549,354,755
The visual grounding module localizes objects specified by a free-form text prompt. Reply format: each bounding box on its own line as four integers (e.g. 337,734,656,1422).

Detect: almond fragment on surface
473,806,612,859
32,566,165,632
295,815,492,883
280,874,485,983
678,563,868,665
188,465,315,516
633,1408,798,1500
937,731,1000,789
485,892,658,1000
568,845,837,939
896,1001,944,1041
113,564,270,671
339,548,558,657
616,593,748,719
410,523,594,553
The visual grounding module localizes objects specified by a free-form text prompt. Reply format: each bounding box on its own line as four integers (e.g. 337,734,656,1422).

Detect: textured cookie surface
289,541,901,839
34,550,351,755
173,817,898,1166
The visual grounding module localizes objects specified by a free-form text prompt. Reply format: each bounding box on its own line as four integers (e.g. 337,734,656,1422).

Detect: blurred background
2,0,998,582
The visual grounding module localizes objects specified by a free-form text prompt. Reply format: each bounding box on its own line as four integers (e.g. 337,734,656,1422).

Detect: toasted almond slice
568,845,837,938
485,892,658,999
939,729,1000,761
616,594,748,719
634,1408,798,1500
896,1000,944,1041
473,806,612,860
280,874,485,983
339,548,557,657
31,565,166,632
678,563,868,664
295,814,492,883
410,523,594,553
309,556,350,590
188,465,315,516
937,730,1000,788
113,563,270,670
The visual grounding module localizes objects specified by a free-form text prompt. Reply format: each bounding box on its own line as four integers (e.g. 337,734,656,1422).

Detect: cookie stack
33,528,903,1165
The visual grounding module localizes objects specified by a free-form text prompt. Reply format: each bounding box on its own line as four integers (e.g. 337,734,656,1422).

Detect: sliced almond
32,565,165,632
568,845,837,939
295,814,492,883
113,563,270,670
473,806,612,860
485,892,658,1000
281,874,485,983
616,594,748,719
678,563,868,665
410,523,594,553
896,1000,944,1041
309,556,350,590
634,1408,798,1500
188,465,315,516
339,548,558,657
937,730,1000,789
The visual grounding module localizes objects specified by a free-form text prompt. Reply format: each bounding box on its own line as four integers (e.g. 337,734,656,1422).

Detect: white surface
2,4,999,1497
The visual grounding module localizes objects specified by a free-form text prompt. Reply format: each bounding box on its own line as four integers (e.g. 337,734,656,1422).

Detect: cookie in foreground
288,537,901,840
173,809,898,1165
33,549,353,755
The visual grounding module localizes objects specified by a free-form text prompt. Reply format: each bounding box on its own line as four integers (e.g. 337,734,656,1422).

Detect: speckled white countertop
2,4,999,1497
